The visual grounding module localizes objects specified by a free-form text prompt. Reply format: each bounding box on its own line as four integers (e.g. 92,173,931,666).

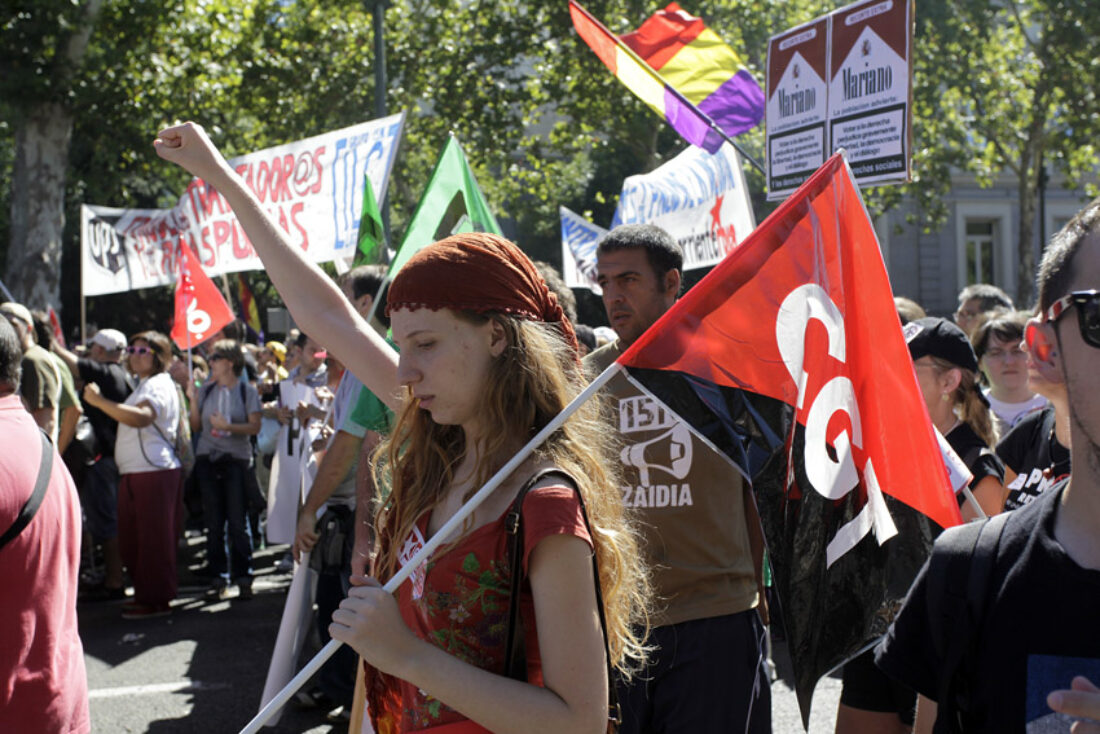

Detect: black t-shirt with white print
995,405,1071,511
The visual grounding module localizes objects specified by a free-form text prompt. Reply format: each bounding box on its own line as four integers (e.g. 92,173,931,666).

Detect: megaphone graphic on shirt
620,422,693,486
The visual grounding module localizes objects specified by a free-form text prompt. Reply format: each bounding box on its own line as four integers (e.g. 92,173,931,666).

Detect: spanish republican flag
615,153,960,723
570,1,763,153
237,273,262,339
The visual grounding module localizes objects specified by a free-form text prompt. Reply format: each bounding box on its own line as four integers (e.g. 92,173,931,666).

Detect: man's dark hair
574,323,597,353
957,283,1013,312
344,264,391,328
1038,195,1100,312
0,316,22,393
294,331,310,350
345,265,386,301
30,310,54,349
598,223,683,284
533,260,578,324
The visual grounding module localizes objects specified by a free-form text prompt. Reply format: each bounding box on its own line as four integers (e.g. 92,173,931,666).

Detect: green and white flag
389,134,502,276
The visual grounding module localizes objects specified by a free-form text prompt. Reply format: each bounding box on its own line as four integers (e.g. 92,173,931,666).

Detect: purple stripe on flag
698,70,765,138
662,88,717,152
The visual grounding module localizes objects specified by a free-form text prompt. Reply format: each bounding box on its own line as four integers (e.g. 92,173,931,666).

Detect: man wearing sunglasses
875,199,1100,732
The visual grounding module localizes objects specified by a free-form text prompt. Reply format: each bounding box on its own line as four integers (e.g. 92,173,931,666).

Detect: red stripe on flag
620,2,705,71
569,0,620,73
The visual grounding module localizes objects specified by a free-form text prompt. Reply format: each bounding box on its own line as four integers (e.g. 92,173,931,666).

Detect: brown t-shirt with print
586,341,758,628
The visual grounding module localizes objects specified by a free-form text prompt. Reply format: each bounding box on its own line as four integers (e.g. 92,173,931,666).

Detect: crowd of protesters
2,126,1099,734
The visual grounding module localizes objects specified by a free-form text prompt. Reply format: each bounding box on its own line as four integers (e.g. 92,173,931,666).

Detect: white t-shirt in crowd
985,390,1048,435
115,372,181,474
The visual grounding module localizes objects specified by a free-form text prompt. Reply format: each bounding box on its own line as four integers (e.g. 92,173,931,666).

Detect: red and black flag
614,153,962,723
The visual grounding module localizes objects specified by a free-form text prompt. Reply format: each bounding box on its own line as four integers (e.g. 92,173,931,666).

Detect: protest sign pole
959,486,988,521
0,275,14,302
186,293,193,386
219,274,235,316
238,361,623,734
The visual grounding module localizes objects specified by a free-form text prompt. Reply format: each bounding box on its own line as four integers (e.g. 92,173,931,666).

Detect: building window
965,219,997,285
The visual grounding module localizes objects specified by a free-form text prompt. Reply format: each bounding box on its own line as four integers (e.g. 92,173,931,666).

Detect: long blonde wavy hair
371,311,650,676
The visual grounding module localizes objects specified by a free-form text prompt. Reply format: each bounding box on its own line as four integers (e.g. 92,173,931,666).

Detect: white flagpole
960,485,988,521
239,360,623,734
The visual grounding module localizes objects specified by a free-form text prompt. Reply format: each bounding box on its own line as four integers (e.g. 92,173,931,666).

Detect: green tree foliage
872,0,1100,303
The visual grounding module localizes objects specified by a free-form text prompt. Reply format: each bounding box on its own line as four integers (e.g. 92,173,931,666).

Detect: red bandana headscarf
386,233,579,354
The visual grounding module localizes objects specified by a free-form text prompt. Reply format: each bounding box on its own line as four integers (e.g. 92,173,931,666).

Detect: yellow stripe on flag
657,29,743,105
615,47,668,116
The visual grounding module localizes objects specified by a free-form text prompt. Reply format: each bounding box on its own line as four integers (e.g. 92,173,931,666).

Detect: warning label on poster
830,104,907,182
768,126,827,192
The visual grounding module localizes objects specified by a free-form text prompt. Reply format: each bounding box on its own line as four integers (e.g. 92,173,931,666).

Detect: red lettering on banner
290,202,309,251
161,245,173,281
276,207,290,237
232,218,251,259
201,226,216,267
271,155,294,202
132,237,152,279
189,179,228,220
155,220,172,244
213,220,232,255
230,219,254,260
310,147,325,194
121,216,152,236
256,159,274,203
236,162,253,192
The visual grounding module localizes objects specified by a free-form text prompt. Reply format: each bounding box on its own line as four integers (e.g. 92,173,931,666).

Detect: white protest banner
560,206,607,294
612,144,755,271
266,379,323,545
81,113,406,297
765,0,912,199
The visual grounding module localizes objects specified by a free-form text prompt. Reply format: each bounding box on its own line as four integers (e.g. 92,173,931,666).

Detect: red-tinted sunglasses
1025,290,1100,361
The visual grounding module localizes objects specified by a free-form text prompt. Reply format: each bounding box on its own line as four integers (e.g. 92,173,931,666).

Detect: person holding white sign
155,122,650,734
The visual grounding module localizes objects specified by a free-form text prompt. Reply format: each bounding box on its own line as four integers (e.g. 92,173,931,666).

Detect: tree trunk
3,0,104,312
1016,159,1037,308
5,104,73,310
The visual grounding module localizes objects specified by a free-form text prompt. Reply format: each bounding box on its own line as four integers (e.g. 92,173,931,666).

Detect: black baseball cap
904,317,979,373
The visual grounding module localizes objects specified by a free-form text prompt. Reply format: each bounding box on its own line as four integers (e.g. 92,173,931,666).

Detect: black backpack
924,511,1011,732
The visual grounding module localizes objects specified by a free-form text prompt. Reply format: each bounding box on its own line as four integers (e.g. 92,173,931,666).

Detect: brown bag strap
503,468,621,730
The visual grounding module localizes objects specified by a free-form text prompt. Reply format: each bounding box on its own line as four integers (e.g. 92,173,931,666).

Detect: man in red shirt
0,315,90,733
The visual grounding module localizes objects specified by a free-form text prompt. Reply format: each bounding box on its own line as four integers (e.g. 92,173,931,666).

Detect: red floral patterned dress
370,484,592,733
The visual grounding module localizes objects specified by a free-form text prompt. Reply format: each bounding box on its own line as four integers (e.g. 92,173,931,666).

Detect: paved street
80,535,841,734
